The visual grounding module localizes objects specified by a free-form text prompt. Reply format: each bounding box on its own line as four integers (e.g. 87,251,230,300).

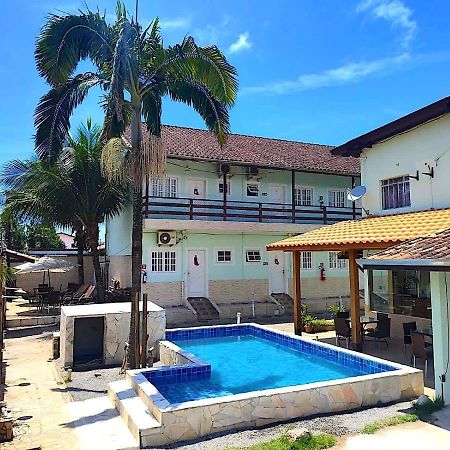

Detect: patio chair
61,284,89,305
377,312,389,321
366,316,391,349
334,317,351,348
336,311,350,319
402,321,417,352
41,290,61,313
411,331,433,378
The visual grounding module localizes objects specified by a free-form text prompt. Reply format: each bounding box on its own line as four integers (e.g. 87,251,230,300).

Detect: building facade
106,125,360,322
333,95,450,402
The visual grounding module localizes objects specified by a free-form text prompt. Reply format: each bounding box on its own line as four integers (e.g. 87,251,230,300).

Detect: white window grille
218,181,231,195
150,250,176,272
381,176,411,210
328,251,348,269
217,250,232,263
246,183,259,197
301,251,313,269
246,249,262,262
294,187,313,206
150,178,178,198
328,190,346,208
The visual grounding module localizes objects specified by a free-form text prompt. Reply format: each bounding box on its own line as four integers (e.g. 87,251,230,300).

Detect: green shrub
311,319,334,332
413,396,445,418
227,433,336,450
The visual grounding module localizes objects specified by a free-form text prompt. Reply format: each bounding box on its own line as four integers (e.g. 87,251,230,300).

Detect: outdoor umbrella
14,256,76,288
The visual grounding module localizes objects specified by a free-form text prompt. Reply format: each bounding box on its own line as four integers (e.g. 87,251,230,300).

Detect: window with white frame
246,249,261,263
301,251,313,269
218,181,231,195
149,178,178,198
216,249,232,263
381,176,411,210
328,189,346,208
294,187,313,206
246,182,259,197
150,250,177,272
328,251,348,269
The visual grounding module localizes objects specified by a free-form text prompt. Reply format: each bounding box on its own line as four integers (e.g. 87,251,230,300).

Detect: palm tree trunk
75,226,85,285
87,224,105,302
128,102,143,369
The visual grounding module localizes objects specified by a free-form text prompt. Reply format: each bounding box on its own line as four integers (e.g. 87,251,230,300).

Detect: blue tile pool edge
164,323,399,377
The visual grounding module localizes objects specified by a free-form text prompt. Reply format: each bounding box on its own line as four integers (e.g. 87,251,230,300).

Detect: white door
269,185,286,205
186,179,206,199
187,250,207,297
269,251,286,294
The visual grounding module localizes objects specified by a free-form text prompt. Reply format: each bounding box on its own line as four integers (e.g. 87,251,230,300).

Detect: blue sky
1,0,450,166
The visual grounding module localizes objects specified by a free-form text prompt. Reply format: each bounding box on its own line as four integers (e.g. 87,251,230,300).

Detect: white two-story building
106,125,360,323
332,94,450,402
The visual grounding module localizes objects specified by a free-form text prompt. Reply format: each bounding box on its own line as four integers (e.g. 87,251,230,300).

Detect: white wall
361,113,450,215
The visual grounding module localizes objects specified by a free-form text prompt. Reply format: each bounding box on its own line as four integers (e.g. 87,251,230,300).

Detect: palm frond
166,79,230,146
35,11,114,86
34,72,102,160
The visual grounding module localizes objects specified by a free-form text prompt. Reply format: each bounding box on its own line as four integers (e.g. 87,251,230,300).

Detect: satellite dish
347,185,367,202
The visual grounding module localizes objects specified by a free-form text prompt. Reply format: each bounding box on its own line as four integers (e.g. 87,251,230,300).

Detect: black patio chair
334,317,351,348
403,321,417,352
336,311,350,319
366,316,391,349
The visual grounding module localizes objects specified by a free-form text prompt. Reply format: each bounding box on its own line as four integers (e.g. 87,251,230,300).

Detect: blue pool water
152,334,371,403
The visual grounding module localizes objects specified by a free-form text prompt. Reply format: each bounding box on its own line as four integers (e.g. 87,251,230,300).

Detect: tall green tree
33,3,238,367
1,120,129,300
26,221,65,250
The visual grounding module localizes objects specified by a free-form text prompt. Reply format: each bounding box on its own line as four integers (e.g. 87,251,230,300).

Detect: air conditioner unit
157,231,176,246
218,163,231,175
247,165,259,178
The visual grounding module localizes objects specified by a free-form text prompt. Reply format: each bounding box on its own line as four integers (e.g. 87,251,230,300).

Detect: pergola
267,208,450,350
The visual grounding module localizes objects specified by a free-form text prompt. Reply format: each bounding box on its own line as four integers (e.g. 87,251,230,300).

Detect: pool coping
128,322,422,414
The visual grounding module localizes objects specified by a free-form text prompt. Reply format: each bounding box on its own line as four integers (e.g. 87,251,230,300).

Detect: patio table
346,316,379,341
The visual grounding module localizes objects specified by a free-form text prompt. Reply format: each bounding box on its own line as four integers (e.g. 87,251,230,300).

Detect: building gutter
357,258,450,272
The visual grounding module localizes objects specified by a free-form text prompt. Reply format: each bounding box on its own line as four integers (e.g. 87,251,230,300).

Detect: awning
267,208,450,251
357,227,450,272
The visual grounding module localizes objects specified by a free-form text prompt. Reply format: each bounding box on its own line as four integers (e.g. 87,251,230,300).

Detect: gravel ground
149,401,415,450
55,361,125,401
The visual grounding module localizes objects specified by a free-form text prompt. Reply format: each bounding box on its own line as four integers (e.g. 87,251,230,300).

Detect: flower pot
304,324,314,334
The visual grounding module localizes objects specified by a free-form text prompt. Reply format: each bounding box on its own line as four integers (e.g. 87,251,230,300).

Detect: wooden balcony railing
142,196,362,224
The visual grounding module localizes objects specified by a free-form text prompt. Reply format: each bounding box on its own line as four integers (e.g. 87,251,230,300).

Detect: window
295,187,313,206
218,181,231,195
381,176,411,210
301,251,313,269
150,178,178,198
150,250,176,272
246,183,259,197
217,250,232,263
246,249,261,262
328,251,348,269
328,189,346,208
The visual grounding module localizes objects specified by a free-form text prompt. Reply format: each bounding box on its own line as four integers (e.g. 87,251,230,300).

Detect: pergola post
293,251,302,335
348,249,362,350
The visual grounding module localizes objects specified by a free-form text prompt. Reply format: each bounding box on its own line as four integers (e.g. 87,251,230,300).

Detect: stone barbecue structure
60,302,166,367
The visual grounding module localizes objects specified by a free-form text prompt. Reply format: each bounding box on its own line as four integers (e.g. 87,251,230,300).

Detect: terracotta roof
267,208,450,251
368,227,450,261
138,125,360,175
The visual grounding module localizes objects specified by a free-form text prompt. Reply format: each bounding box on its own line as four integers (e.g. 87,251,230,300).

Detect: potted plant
302,314,316,333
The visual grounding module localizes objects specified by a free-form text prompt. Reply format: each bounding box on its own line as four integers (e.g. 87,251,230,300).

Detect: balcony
143,196,362,225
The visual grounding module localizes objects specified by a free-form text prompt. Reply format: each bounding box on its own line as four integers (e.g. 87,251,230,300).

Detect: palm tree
34,3,238,368
1,120,129,301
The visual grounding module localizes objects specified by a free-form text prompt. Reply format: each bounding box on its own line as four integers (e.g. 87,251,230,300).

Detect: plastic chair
412,331,433,377
334,317,351,348
403,321,417,351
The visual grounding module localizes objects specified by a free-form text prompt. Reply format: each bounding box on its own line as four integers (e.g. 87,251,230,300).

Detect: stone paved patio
2,325,81,449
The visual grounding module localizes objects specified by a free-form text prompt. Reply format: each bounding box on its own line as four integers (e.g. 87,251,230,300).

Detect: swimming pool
121,324,423,447
150,328,394,403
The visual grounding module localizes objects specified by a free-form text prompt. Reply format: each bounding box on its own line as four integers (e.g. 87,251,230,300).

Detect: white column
430,271,450,404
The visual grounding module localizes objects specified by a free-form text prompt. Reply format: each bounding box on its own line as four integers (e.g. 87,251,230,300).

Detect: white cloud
242,53,411,95
193,16,230,46
228,32,252,54
357,0,416,48
159,17,191,31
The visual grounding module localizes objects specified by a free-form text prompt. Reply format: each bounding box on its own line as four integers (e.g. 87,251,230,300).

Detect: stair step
108,380,161,444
